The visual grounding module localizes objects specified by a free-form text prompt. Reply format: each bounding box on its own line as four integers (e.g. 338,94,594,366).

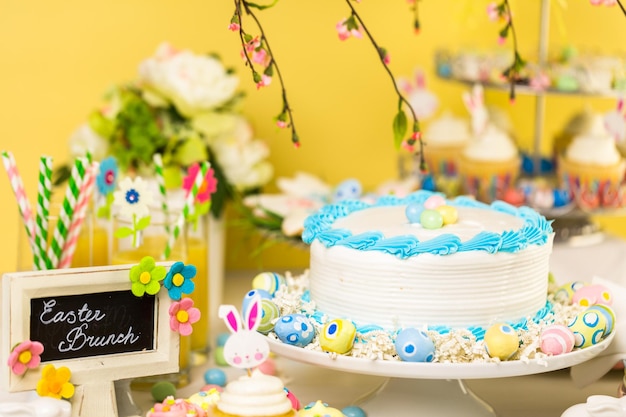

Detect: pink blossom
402,141,416,153
245,36,261,54
7,340,44,375
252,48,270,66
228,22,240,31
169,298,201,336
336,19,363,41
486,2,500,21
498,36,506,45
276,120,288,129
256,74,272,89
382,51,391,65
183,163,218,204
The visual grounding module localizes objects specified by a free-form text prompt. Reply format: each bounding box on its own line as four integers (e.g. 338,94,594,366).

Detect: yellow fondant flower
130,256,166,297
36,364,75,400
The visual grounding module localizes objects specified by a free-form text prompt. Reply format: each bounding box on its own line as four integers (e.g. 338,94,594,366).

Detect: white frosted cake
302,190,554,331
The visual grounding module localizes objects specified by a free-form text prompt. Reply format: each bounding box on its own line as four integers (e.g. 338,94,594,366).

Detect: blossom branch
343,0,425,171
231,0,300,147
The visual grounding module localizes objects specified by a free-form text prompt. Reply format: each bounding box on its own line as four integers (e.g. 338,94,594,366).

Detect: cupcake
422,111,471,177
208,370,296,417
558,114,626,210
147,396,206,417
458,122,520,202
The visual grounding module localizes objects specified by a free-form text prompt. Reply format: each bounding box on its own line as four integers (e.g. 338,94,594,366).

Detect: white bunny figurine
218,294,270,369
462,83,489,137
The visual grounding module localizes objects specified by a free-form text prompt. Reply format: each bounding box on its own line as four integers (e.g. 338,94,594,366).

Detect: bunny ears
218,294,262,334
462,84,489,136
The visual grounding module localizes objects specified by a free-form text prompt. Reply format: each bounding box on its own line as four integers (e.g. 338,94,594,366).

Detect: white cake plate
267,333,615,417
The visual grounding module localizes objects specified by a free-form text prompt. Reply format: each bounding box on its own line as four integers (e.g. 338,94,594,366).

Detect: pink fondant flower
7,340,44,375
182,163,218,204
169,298,201,336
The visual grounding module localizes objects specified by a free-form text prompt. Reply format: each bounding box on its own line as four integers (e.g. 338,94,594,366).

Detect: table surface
131,235,626,417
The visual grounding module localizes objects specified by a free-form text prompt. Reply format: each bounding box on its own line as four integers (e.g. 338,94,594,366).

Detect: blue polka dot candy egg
587,304,616,336
484,323,519,360
252,272,286,296
241,289,272,317
568,309,607,349
257,299,281,335
394,328,435,362
319,319,357,354
274,314,316,347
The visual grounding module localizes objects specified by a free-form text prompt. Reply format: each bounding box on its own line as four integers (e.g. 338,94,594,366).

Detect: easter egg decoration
342,405,367,417
540,324,575,356
420,209,444,229
257,299,281,334
484,323,519,360
274,314,316,347
554,281,588,304
394,328,436,362
423,194,446,209
204,368,227,387
435,204,458,225
252,272,286,296
568,309,607,349
405,202,424,224
572,284,612,307
319,319,357,354
588,304,616,336
333,179,362,202
242,289,272,317
298,400,345,417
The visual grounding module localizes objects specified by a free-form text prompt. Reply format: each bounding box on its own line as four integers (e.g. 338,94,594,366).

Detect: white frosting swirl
217,370,292,416
425,112,471,146
462,123,518,161
565,114,622,166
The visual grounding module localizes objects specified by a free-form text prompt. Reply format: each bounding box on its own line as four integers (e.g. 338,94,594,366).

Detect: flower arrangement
67,42,273,217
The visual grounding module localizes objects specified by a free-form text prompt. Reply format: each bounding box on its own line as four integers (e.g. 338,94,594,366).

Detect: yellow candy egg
568,309,607,348
435,205,458,225
319,319,356,354
484,323,519,360
298,400,344,417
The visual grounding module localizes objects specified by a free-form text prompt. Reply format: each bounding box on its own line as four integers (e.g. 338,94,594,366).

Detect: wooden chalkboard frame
1,264,179,394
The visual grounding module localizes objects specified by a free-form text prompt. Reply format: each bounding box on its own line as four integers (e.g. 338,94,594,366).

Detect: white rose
68,124,109,160
212,138,273,190
138,42,239,117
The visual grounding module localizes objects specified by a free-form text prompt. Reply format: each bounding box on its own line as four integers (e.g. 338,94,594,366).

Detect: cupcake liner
207,407,297,417
558,157,626,210
423,143,466,176
458,155,520,203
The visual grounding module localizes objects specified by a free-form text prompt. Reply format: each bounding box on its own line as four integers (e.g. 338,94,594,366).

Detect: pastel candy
242,289,272,317
274,314,315,347
423,195,446,209
319,319,357,354
405,203,424,224
252,272,286,296
572,284,612,307
342,406,367,417
257,299,281,334
435,204,458,225
588,304,616,335
394,328,435,362
554,281,588,304
420,209,444,229
540,324,575,356
568,309,607,348
484,323,519,360
203,368,227,386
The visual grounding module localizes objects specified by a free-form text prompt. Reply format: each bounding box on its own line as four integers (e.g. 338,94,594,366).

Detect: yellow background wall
0,1,624,274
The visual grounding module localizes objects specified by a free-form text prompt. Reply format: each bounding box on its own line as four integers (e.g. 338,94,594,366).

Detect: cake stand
267,333,615,417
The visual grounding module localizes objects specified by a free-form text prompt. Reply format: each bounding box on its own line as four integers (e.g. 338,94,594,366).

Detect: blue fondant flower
96,156,119,196
164,261,197,300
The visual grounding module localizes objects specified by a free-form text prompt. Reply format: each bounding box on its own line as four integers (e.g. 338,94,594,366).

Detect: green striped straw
152,153,170,235
35,156,53,270
163,161,209,259
47,157,86,268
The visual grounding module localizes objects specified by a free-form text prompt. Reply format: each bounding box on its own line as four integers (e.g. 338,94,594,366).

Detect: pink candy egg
540,325,575,355
572,284,612,307
424,195,446,209
257,357,277,375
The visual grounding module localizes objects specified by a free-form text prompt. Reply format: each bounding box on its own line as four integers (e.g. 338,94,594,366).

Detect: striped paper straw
58,160,98,269
152,153,170,235
48,157,87,269
1,151,47,270
35,156,54,270
163,161,209,259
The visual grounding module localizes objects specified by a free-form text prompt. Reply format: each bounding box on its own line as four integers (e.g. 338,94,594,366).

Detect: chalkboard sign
30,290,155,362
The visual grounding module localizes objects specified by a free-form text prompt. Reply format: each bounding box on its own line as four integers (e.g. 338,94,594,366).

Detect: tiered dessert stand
267,334,614,417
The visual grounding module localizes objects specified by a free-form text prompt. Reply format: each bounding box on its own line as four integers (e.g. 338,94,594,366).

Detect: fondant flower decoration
7,340,44,375
96,156,119,196
36,364,75,400
169,298,201,336
129,256,166,297
164,261,197,301
113,176,154,246
183,163,218,204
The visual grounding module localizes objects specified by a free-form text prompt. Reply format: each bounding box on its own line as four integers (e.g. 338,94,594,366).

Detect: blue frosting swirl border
302,190,553,258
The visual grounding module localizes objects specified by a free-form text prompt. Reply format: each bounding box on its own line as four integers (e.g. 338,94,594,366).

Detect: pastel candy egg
319,319,357,354
216,332,230,347
484,323,519,360
242,289,272,316
588,304,616,335
214,346,228,366
568,309,607,348
554,281,588,304
572,284,612,307
424,195,446,209
333,179,362,201
405,203,424,224
342,406,367,417
435,204,458,225
274,314,315,347
258,357,277,375
394,328,435,362
257,299,281,334
540,325,575,356
252,272,286,296
420,209,444,229
204,368,227,386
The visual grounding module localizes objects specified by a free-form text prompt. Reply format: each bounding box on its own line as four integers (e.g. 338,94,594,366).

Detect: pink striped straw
58,161,99,269
1,151,47,270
